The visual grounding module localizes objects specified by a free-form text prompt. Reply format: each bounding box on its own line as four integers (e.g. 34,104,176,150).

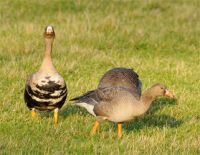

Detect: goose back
98,68,142,100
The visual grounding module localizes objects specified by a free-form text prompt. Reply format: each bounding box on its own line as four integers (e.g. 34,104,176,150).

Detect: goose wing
98,68,142,100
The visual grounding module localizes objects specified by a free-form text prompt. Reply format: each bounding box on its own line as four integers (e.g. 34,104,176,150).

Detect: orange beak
164,89,174,98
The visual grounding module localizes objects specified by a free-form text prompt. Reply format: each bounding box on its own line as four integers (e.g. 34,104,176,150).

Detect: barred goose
24,26,67,124
70,68,174,138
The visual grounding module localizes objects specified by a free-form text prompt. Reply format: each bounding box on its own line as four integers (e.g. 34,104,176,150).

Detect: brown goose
70,68,174,138
24,26,67,124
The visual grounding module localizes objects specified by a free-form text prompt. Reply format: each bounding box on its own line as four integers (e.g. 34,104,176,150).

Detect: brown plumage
24,26,67,124
98,68,142,99
70,68,174,138
70,68,142,115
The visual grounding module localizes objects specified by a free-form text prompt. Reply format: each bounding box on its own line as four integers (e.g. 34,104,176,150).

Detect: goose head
148,83,174,98
44,25,55,39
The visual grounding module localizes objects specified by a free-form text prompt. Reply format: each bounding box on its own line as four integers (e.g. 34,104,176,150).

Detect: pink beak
164,89,174,98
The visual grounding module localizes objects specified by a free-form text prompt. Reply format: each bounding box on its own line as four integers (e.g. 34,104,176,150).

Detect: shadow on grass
37,103,91,119
60,104,92,119
122,114,183,133
147,97,178,115
42,97,182,133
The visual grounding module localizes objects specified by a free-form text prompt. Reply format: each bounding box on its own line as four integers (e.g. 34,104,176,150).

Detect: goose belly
25,75,67,111
108,105,134,122
107,103,142,123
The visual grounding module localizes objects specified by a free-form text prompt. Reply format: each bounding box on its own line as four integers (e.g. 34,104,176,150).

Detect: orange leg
54,108,59,125
117,123,123,138
31,108,36,119
91,121,100,135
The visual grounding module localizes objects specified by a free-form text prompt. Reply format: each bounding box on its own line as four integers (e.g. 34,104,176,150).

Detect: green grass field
0,0,199,154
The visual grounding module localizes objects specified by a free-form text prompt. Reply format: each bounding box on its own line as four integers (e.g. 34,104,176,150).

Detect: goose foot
91,121,100,135
54,108,59,125
117,122,123,138
31,108,36,119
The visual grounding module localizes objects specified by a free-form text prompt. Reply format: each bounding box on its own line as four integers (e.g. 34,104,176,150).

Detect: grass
0,0,200,154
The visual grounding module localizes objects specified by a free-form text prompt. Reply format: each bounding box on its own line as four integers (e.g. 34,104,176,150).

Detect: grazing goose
24,26,67,124
70,68,174,138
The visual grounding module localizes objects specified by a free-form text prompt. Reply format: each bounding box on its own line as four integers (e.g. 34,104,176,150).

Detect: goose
24,26,67,124
70,68,142,116
70,68,174,138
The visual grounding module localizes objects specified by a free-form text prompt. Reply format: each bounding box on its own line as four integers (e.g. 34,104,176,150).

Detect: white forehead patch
46,26,53,33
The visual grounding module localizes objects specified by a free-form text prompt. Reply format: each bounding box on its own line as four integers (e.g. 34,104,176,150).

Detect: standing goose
70,68,174,138
24,26,67,124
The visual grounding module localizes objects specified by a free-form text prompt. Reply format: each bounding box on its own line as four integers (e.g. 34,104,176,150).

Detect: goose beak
164,89,174,98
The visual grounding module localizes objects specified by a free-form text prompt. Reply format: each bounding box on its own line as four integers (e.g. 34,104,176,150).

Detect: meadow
0,0,199,154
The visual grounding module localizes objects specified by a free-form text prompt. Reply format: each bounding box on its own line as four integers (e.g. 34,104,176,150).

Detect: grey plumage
70,68,142,115
70,67,174,138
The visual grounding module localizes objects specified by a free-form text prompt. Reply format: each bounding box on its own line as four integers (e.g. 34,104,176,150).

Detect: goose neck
39,38,56,72
141,89,155,106
44,38,53,57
